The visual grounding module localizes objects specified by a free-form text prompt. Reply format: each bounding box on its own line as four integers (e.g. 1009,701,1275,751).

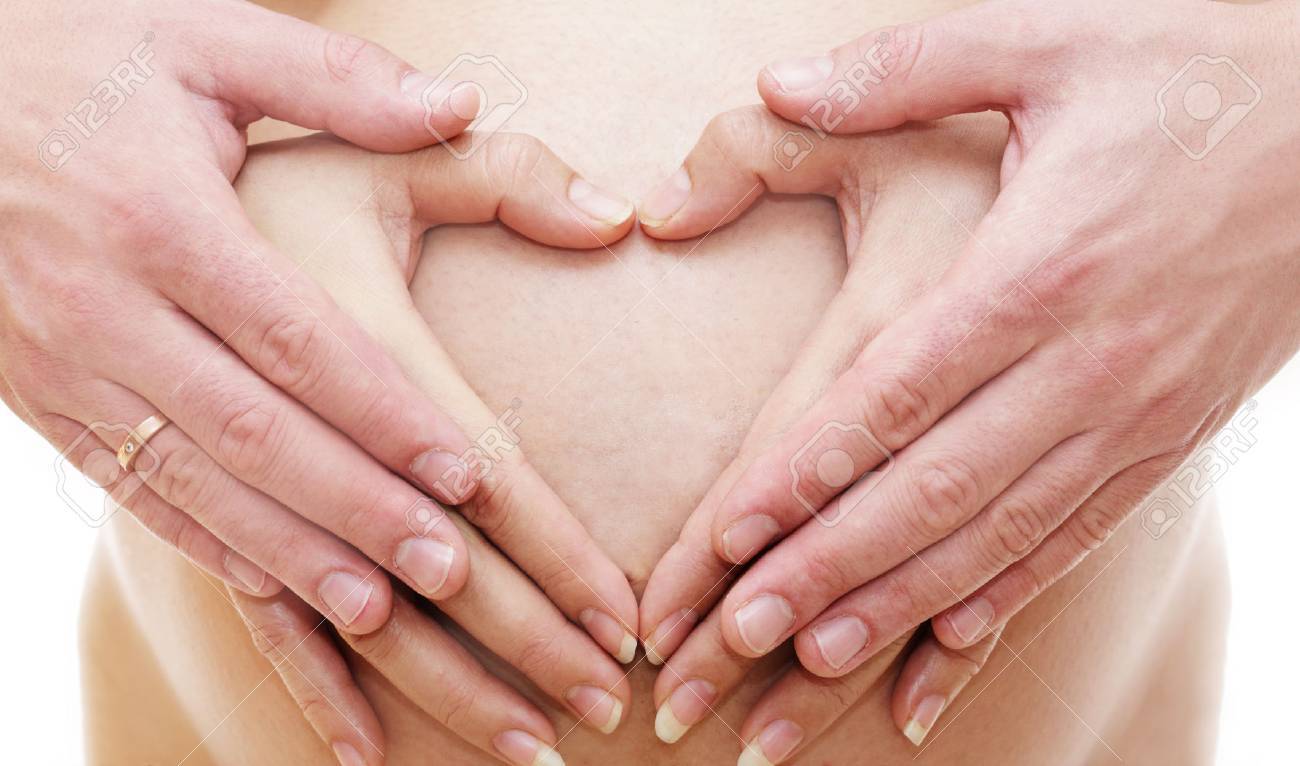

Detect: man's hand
641,0,1300,754
2,0,593,642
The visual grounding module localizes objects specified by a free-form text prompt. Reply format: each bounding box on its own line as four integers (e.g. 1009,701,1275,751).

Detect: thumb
208,4,481,152
392,133,636,249
757,0,1052,133
636,106,870,240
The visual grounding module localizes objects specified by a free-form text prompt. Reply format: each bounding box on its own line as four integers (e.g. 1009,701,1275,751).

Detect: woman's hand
647,0,1300,754
637,105,1009,760
1,0,495,632
228,133,641,765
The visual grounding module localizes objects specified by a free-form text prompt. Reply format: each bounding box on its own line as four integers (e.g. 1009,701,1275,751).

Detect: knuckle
335,485,400,550
213,399,289,483
877,571,930,624
169,516,207,564
946,645,988,677
103,189,185,254
1097,328,1175,394
988,283,1046,337
320,30,374,83
512,630,564,679
800,546,858,597
822,675,864,710
137,503,186,549
987,494,1052,566
639,539,725,604
486,133,546,189
905,457,982,539
705,106,770,144
433,679,479,734
348,618,403,666
701,616,736,660
347,388,407,451
45,279,101,324
1070,504,1122,551
295,694,334,727
999,561,1049,609
252,310,336,396
254,525,309,583
152,443,219,513
459,467,524,538
246,615,302,662
878,22,927,90
702,106,774,167
527,544,584,599
1029,248,1102,309
857,372,934,448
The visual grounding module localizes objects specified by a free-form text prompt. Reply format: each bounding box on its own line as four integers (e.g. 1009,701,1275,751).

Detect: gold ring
117,414,170,471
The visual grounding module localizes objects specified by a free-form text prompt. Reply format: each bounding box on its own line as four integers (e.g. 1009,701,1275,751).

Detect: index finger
755,0,1053,135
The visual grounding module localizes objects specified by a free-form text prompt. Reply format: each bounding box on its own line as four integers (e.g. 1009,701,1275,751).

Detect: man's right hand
1,0,636,655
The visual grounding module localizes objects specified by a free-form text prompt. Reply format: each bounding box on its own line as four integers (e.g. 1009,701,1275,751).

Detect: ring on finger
117,413,170,470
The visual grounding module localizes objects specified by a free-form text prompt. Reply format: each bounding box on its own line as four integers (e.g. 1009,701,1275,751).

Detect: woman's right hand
224,132,643,766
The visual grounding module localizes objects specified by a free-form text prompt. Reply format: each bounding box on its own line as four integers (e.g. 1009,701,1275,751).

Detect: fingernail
578,608,637,664
734,594,795,654
446,82,480,120
410,449,465,503
638,167,691,226
766,56,834,92
393,538,456,598
318,572,374,627
810,615,869,670
645,608,698,665
568,177,633,227
738,719,804,766
565,685,624,735
655,679,717,744
493,730,565,766
947,597,994,646
721,514,780,563
902,694,947,746
223,549,267,594
332,741,365,766
400,74,480,121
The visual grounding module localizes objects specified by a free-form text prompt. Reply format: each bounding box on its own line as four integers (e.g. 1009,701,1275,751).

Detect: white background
0,358,1295,765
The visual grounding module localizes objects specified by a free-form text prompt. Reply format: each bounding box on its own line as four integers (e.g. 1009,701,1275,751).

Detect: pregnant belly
79,1,1230,765
411,193,845,587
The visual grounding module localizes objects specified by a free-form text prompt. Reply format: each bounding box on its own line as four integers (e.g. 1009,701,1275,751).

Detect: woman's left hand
636,104,1009,759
